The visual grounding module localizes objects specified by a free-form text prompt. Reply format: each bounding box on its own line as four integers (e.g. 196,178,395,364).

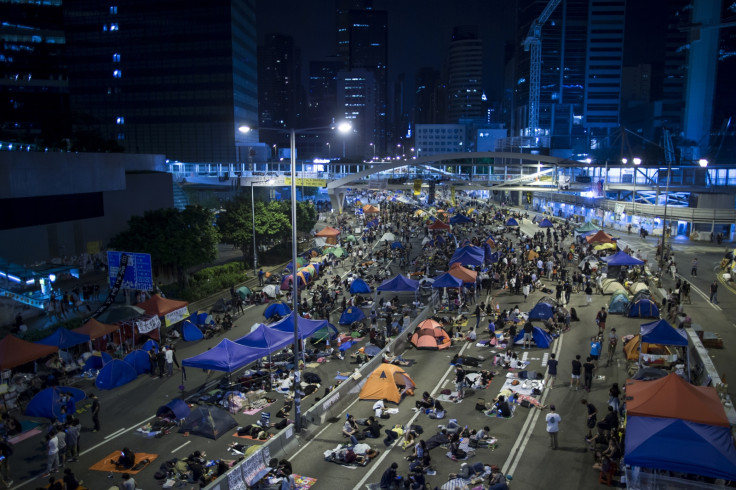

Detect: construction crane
522,0,562,135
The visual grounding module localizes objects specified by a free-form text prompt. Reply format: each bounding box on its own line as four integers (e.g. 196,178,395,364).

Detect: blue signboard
107,252,153,291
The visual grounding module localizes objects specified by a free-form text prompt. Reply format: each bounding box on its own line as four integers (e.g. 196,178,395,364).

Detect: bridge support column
329,189,346,214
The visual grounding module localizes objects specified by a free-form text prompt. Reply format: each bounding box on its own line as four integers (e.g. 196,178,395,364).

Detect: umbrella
264,302,291,319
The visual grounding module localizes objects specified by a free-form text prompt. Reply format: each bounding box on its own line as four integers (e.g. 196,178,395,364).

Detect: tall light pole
370,142,375,160
632,157,641,216
239,121,352,432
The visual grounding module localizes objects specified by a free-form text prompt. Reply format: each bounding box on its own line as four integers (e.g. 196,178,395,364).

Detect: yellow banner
451,186,456,206
284,177,327,187
413,179,422,196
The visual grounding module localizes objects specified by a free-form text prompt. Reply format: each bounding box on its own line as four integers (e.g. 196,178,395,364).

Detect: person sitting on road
342,415,360,446
415,391,434,410
426,399,446,419
373,399,389,419
363,416,382,439
112,447,135,469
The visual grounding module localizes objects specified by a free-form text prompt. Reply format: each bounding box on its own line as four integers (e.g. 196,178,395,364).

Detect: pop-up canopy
377,274,420,292
182,339,268,373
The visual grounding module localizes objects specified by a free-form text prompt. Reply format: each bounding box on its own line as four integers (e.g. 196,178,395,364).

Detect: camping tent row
281,262,322,290
182,313,333,373
624,373,736,482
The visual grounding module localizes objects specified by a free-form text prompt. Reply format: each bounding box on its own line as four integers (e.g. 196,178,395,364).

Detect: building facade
447,26,485,123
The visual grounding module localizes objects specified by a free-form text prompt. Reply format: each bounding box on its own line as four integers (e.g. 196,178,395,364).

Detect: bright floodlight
336,122,352,134
621,158,628,164
585,158,592,164
633,157,641,165
238,125,252,133
699,158,708,167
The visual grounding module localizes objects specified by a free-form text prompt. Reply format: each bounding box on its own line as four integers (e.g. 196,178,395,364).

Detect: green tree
216,195,255,264
109,206,219,285
296,201,318,235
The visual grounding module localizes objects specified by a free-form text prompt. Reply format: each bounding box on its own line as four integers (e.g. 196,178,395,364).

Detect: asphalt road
7,210,735,490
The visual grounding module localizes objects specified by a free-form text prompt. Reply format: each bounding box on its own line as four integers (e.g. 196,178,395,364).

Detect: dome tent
25,387,86,421
181,321,204,341
178,405,237,440
608,291,631,314
513,325,553,348
123,349,152,374
95,359,138,390
359,364,416,404
627,298,660,318
410,326,451,350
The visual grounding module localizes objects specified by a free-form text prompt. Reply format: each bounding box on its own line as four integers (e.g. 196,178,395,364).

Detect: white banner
136,315,161,334
165,306,189,326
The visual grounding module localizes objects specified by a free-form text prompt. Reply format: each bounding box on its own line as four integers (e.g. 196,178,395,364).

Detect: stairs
172,179,189,210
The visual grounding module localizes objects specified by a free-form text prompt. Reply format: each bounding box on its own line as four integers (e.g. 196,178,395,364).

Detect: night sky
256,0,515,104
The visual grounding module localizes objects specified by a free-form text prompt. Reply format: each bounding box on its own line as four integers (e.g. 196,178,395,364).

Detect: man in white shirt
545,405,561,450
373,399,387,418
44,431,59,476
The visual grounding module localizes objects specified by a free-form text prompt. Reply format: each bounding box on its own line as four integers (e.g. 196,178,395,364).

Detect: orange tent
315,226,340,244
0,335,58,370
623,334,672,361
137,294,188,317
359,364,416,404
428,220,451,231
363,205,380,214
73,318,119,340
410,327,451,350
449,263,477,283
626,373,729,427
416,319,442,329
586,230,615,244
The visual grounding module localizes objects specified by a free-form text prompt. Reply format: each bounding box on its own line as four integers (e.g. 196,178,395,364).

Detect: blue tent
264,302,291,319
449,249,484,267
604,251,645,266
513,325,553,348
608,292,630,314
156,399,191,420
449,214,473,225
182,339,268,373
25,387,86,421
310,323,340,343
123,349,152,374
505,218,519,227
269,313,329,340
625,416,736,481
142,339,159,353
640,319,688,346
181,321,204,341
197,312,214,325
95,359,138,390
538,218,554,228
487,252,500,264
627,299,660,318
390,241,404,249
431,272,463,289
377,274,420,292
339,307,367,326
528,302,555,320
37,329,90,349
366,219,379,228
235,325,292,352
84,351,112,371
349,278,372,294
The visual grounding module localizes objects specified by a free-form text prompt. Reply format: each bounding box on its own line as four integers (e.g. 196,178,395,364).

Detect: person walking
90,393,100,432
570,355,582,391
595,307,607,333
546,405,561,450
690,257,698,277
583,357,595,391
42,430,59,477
522,320,533,350
710,280,718,305
669,261,677,280
545,353,558,389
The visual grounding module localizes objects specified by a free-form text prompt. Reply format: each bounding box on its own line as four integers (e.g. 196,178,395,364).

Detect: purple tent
181,339,268,373
604,251,645,266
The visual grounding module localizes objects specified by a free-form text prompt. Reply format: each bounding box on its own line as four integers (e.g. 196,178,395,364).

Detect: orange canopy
428,220,451,231
314,226,340,237
73,318,119,340
137,294,188,317
0,335,58,370
362,205,380,214
626,373,729,427
449,263,477,283
586,230,615,244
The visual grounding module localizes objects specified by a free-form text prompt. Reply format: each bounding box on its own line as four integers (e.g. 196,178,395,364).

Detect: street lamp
370,142,375,160
632,158,641,216
699,158,709,168
397,143,403,159
238,121,351,432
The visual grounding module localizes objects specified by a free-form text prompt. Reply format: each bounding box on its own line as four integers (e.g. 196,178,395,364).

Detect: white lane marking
353,342,472,490
80,415,155,456
289,396,363,462
502,333,564,475
686,280,722,311
171,441,191,453
103,427,126,439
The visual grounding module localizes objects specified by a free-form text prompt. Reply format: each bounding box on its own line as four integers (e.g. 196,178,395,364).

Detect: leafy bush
179,262,249,302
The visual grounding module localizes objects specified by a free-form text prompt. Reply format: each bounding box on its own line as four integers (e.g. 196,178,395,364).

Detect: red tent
626,373,729,427
314,226,340,244
586,230,615,244
428,220,451,231
449,263,477,283
0,335,58,370
137,294,188,317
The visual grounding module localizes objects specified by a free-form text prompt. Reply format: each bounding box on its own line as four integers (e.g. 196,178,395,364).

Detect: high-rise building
336,0,388,154
258,34,302,145
63,0,260,163
1,0,68,149
414,68,445,125
337,69,376,158
447,26,484,123
583,0,626,134
308,59,343,127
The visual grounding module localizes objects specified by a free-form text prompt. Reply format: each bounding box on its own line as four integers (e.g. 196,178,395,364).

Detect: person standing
165,346,177,377
156,348,166,378
589,338,602,368
454,365,465,401
710,280,718,305
669,261,677,280
522,320,533,350
582,399,598,439
43,430,59,477
582,356,595,392
595,307,607,333
90,393,100,432
690,257,698,277
570,355,582,391
546,405,561,450
258,268,265,286
546,353,558,389
148,348,157,377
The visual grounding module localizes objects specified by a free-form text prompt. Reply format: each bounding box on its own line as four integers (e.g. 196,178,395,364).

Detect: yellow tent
594,243,617,251
623,334,673,361
359,364,416,404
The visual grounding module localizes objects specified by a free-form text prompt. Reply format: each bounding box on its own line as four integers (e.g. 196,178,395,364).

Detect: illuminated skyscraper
447,26,484,122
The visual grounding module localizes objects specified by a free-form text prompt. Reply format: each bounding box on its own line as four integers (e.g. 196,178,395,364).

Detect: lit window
113,53,120,62
117,133,125,141
113,69,121,78
110,23,119,31
116,116,124,125
110,6,118,14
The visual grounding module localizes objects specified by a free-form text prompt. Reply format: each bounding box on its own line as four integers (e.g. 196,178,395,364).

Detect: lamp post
632,158,641,216
370,142,375,160
239,121,351,432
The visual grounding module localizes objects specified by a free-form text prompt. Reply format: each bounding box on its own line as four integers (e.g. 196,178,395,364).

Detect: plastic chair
598,464,616,486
